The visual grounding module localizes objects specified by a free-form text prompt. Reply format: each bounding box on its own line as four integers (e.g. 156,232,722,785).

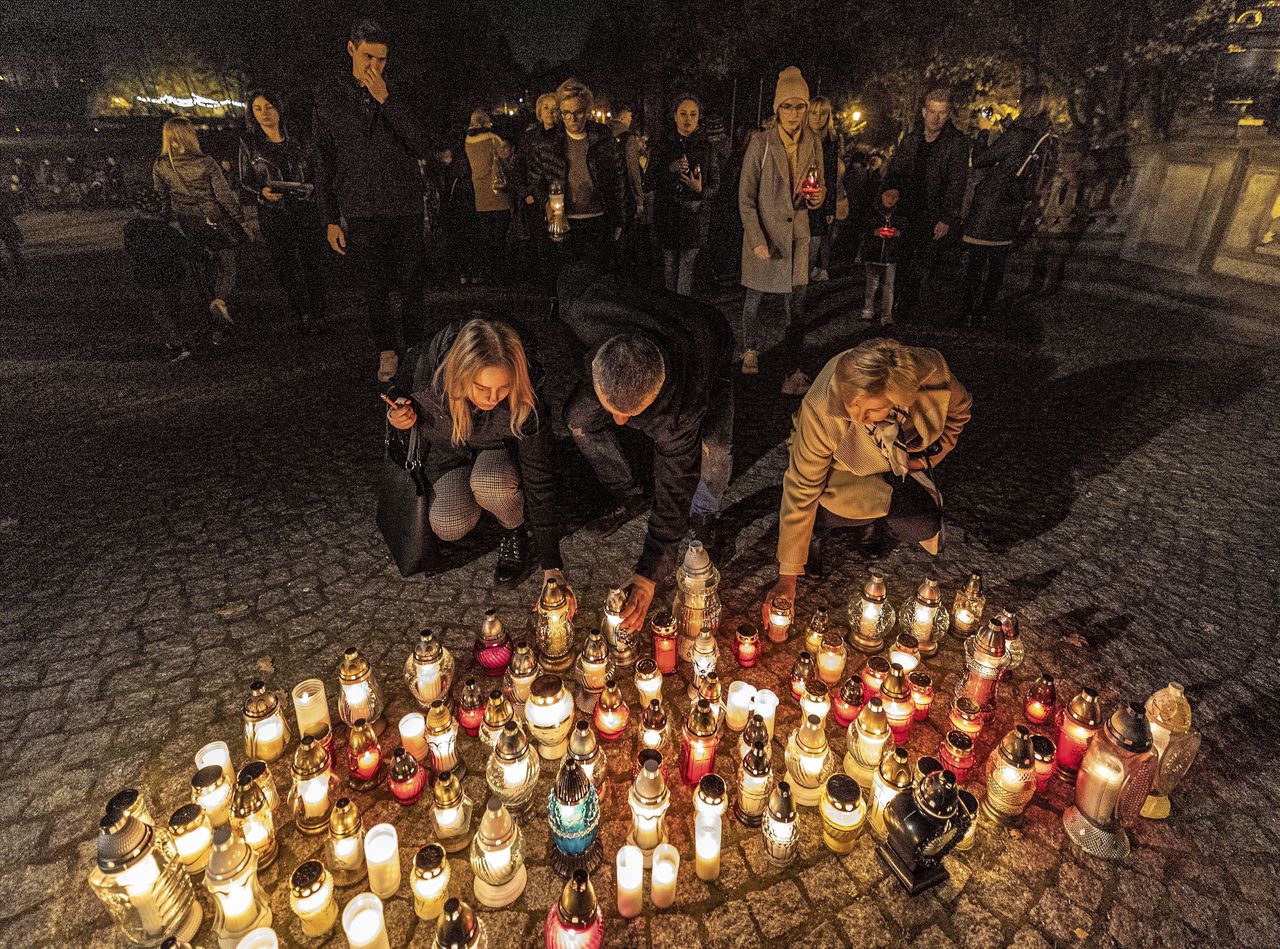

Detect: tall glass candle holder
844,697,890,790
346,719,385,791
633,658,663,707
767,595,794,644
1056,687,1103,781
735,740,774,827
289,860,337,938
649,612,679,675
364,823,401,899
785,714,836,806
505,640,540,717
651,844,680,909
880,663,915,744
191,765,233,828
832,678,862,728
90,812,203,947
956,619,1010,717
615,846,644,918
789,652,816,700
803,607,830,655
980,725,1036,826
1142,682,1201,820
695,810,722,882
458,678,486,737
899,577,949,658
1062,703,1157,860
1031,735,1057,792
951,572,985,634
820,774,867,853
291,679,332,742
388,749,427,806
679,699,720,786
762,781,799,867
487,721,542,815
411,845,451,922
568,720,607,790
242,682,290,763
479,689,517,748
816,632,847,686
229,772,277,869
404,630,454,708
909,671,934,722
548,760,603,878
739,713,769,762
735,623,762,668
847,571,895,653
289,737,338,833
639,699,668,754
324,798,366,886
238,761,280,818
205,825,270,948
426,701,463,777
470,798,526,908
1024,674,1057,726
536,577,577,674
526,674,575,760
688,625,720,701
868,747,912,841
593,680,630,740
431,770,474,853
574,630,612,712
627,755,670,866
672,540,721,661
601,583,638,670
338,647,385,733
341,893,389,949
399,712,429,763
474,609,513,677
167,804,213,874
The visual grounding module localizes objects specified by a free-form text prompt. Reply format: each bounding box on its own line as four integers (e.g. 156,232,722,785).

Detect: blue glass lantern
547,759,602,879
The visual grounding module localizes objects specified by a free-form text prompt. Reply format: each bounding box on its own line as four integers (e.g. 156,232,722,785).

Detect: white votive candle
753,690,780,740
292,679,331,739
616,845,644,918
695,811,721,882
235,927,279,949
364,824,400,899
724,681,757,732
398,713,429,762
342,893,390,949
650,843,679,909
196,741,233,783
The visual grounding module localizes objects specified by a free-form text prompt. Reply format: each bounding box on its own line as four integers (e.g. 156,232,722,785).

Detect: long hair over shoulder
433,318,536,445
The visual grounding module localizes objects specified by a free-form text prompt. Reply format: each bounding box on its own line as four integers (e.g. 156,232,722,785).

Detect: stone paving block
703,900,768,949
747,878,806,939
649,911,701,949
837,896,894,948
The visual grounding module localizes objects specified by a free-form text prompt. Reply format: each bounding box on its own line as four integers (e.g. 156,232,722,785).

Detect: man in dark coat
881,88,969,317
556,264,735,633
313,18,432,382
522,79,626,277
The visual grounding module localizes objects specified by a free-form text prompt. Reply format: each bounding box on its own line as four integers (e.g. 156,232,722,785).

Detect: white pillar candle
196,741,233,783
616,845,644,918
341,893,390,949
398,713,429,762
817,649,847,686
219,882,260,934
753,690,780,741
650,843,679,909
292,679,332,738
724,681,757,732
235,927,279,949
363,825,400,899
635,664,663,708
695,812,721,882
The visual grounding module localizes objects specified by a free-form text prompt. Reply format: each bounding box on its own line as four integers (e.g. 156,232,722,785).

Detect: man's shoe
209,298,233,325
741,349,759,375
782,370,812,396
377,349,399,383
589,493,647,536
494,526,533,587
854,522,898,560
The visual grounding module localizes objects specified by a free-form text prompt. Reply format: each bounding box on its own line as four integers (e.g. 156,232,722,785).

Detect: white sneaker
377,349,399,383
209,298,233,324
812,268,829,282
741,349,759,375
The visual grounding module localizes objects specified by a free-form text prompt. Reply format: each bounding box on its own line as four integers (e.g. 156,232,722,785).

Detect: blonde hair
555,77,594,112
469,108,493,129
809,96,835,140
433,319,536,445
831,339,927,412
160,117,202,158
536,93,557,116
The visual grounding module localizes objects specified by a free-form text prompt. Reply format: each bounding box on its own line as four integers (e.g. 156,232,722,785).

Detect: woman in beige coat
738,66,825,393
762,338,972,620
464,109,514,282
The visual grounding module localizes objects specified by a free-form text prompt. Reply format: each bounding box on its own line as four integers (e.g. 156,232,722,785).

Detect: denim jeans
964,243,1011,314
863,262,895,319
663,248,700,296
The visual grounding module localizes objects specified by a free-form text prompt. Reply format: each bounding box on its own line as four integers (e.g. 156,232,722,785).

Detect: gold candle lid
348,719,380,755
479,610,505,644
475,798,516,848
328,797,361,836
686,698,718,737
426,700,454,733
597,680,624,711
579,630,608,662
696,774,727,809
797,714,828,754
556,869,600,928
507,641,538,675
649,612,677,637
878,747,912,789
435,897,480,948
862,571,888,603
483,690,514,728
908,670,933,692
415,843,447,876
338,647,371,683
997,725,1035,769
290,859,328,899
856,697,890,736
96,811,153,872
292,736,329,777
768,781,797,822
736,623,761,642
1066,688,1103,727
494,721,531,762
641,699,667,732
167,803,207,836
539,577,568,611
191,764,226,794
433,770,464,808
880,663,911,702
230,772,266,819
822,774,862,812
742,740,770,777
529,673,565,703
915,577,942,606
415,630,444,662
390,748,421,783
242,680,279,720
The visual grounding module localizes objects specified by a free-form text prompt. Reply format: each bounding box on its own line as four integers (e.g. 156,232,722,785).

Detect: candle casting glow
388,748,427,805
592,680,630,740
289,860,337,937
1024,674,1057,726
458,678,486,736
338,647,384,731
673,541,721,661
650,844,680,908
633,658,663,707
196,741,234,786
545,869,604,948
1055,688,1103,780
364,823,401,899
470,798,526,907
724,680,757,732
736,740,775,827
844,697,891,790
474,609,513,677
192,765,233,828
242,681,290,763
426,701,463,777
735,622,762,668
848,571,895,653
695,811,722,881
291,679,331,741
900,577,948,657
411,844,452,921
752,689,780,741
341,893,390,949
526,674,576,760
938,731,975,784
832,678,862,728
230,771,277,868
649,612,679,675
679,699,720,787
168,804,214,874
762,782,799,866
909,670,934,722
205,825,270,947
952,572,986,634
868,748,912,841
399,712,429,762
325,798,366,886
479,689,517,748
346,719,384,791
431,770,475,853
627,756,670,866
980,726,1037,826
768,595,794,644
548,760,603,878
505,640,540,715
574,629,612,712
1031,735,1057,792
820,774,867,853
487,721,542,815
816,632,847,686
785,714,835,806
536,577,577,673
615,846,644,918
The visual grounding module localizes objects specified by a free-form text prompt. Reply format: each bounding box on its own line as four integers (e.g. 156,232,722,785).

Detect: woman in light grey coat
738,66,825,393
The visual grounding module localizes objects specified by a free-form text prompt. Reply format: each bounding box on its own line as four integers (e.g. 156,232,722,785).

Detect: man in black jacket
881,88,969,318
313,19,432,382
556,265,735,633
523,79,625,278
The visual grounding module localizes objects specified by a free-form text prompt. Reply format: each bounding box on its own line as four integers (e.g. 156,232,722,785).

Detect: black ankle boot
494,526,532,587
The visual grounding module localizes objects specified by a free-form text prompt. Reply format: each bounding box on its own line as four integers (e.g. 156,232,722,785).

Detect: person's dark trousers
0,222,25,282
894,221,943,317
963,243,1011,320
780,283,809,371
558,216,613,276
346,214,429,353
477,210,511,283
259,204,327,325
690,365,734,517
816,473,942,545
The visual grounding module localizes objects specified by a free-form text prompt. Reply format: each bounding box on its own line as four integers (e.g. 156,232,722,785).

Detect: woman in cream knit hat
738,66,826,394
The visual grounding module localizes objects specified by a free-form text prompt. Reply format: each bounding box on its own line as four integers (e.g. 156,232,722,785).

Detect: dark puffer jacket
522,121,626,232
963,112,1053,245
644,126,721,250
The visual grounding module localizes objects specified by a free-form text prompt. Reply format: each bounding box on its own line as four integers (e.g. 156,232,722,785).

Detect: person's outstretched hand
761,573,798,628
619,574,656,633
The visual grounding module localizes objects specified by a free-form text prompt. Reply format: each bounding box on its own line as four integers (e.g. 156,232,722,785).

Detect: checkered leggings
428,449,525,542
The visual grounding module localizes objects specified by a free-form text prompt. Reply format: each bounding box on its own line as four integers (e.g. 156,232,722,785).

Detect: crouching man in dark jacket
557,265,735,631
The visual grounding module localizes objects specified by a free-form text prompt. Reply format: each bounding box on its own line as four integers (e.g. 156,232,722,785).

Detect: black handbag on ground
376,422,438,577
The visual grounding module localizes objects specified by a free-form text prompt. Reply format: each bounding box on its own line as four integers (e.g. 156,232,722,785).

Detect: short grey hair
591,335,665,414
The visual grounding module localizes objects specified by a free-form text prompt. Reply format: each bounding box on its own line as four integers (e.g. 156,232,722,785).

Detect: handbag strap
167,155,222,220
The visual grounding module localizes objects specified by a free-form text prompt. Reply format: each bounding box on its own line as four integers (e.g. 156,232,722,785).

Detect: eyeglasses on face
778,102,808,113
562,108,589,120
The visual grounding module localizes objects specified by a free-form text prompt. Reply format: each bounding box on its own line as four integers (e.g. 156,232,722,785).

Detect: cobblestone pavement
3,211,1279,948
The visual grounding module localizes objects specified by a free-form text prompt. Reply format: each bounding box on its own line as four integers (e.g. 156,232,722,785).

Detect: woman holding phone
238,89,327,333
385,317,566,589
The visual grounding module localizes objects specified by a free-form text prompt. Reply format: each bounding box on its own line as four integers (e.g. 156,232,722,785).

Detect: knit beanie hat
773,66,810,112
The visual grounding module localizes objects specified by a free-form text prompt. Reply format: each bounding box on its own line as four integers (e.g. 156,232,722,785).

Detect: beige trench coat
738,126,825,294
776,348,973,575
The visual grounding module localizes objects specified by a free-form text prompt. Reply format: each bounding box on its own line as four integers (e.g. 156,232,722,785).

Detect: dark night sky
485,0,607,70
